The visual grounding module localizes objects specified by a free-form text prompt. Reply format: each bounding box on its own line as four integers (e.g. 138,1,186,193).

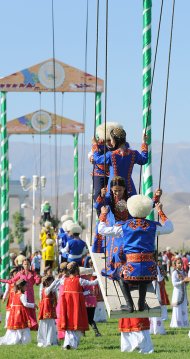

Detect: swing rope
139,0,164,194
32,135,38,176
51,0,59,220
158,0,175,190
156,0,176,251
90,0,100,246
39,92,42,216
49,135,53,201
57,92,65,213
104,0,109,297
79,0,89,225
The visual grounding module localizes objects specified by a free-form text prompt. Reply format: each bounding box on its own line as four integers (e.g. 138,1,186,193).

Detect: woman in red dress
0,258,41,330
0,279,37,345
59,262,98,350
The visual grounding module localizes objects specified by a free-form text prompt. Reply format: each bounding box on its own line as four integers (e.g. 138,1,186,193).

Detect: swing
86,0,175,319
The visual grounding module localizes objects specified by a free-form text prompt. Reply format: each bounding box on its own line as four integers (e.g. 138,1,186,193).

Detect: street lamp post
20,175,46,254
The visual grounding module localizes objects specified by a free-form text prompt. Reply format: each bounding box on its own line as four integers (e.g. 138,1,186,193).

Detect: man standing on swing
98,195,174,312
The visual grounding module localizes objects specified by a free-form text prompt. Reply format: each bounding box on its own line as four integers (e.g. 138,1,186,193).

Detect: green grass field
0,280,190,359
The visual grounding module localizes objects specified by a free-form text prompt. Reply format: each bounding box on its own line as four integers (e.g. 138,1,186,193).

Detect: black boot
91,321,102,337
119,279,134,312
138,282,147,311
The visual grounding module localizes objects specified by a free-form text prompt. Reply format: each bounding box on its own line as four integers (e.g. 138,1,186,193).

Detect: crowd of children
0,259,102,350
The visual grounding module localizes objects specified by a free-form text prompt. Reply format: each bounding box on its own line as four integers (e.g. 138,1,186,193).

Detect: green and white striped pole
142,0,154,219
0,91,9,284
95,92,102,129
73,134,79,222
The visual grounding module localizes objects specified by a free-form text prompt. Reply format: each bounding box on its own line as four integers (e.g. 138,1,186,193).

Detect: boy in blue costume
89,122,124,204
61,223,87,266
93,128,148,195
98,195,174,312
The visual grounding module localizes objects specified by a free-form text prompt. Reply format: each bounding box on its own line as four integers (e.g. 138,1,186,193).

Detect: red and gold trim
119,318,150,332
128,219,150,230
126,252,154,263
96,195,104,204
141,143,148,152
99,213,107,222
111,153,118,176
123,274,156,281
127,151,135,194
158,210,168,223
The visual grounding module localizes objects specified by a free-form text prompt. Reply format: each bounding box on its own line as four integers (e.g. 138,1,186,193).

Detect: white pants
0,328,31,345
37,319,58,347
63,331,83,349
121,330,154,354
149,317,166,335
94,302,107,322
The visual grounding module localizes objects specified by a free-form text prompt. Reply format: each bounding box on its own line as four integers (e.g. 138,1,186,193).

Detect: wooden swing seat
86,236,161,319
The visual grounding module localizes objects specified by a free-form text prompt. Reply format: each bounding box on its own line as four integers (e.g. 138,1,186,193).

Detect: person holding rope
89,122,124,205
94,177,162,281
93,128,148,196
98,195,174,312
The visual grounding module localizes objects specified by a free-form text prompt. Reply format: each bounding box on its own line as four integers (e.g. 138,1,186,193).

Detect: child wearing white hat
61,223,87,266
98,195,174,312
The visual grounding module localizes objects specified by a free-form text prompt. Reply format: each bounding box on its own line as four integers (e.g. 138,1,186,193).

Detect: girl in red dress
0,279,37,345
80,267,101,337
56,262,68,341
2,267,18,328
59,262,98,350
119,317,153,353
37,276,58,347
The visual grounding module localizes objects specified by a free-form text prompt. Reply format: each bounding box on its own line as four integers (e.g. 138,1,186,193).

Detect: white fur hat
68,222,82,234
96,122,123,140
127,195,153,218
166,246,171,251
46,238,54,245
62,219,74,232
61,214,73,223
44,221,52,228
79,267,93,275
115,199,128,212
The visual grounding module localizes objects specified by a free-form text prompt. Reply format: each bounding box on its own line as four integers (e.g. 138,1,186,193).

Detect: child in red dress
0,258,41,330
2,267,18,328
59,262,98,350
119,317,153,353
37,275,58,347
56,262,68,341
0,279,37,345
80,267,101,337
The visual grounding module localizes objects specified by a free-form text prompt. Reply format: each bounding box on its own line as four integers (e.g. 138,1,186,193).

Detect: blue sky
1,0,190,149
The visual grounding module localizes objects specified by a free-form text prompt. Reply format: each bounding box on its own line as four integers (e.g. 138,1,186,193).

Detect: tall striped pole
142,0,154,219
0,91,9,284
73,134,79,222
95,92,102,128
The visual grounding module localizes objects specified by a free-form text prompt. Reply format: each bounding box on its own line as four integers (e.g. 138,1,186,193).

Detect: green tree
39,214,60,229
12,211,28,244
9,228,14,243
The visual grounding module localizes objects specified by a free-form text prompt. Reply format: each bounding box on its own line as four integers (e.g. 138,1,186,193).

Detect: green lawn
0,280,190,359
